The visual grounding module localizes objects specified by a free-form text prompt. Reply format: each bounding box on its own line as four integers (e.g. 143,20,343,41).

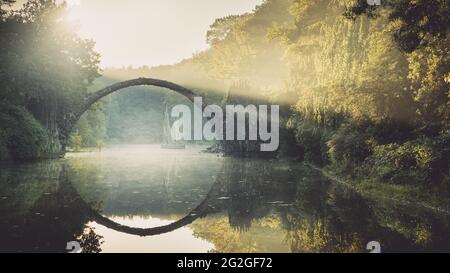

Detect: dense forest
0,0,449,199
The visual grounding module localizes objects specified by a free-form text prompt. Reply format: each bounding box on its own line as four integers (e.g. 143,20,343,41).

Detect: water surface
1,145,449,253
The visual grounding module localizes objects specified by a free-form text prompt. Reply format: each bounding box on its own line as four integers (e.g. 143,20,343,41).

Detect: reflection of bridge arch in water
61,168,223,236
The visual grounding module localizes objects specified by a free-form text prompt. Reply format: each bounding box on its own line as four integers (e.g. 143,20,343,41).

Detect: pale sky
62,0,263,68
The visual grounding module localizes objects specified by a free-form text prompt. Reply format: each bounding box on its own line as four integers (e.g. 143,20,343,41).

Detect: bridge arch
59,78,201,154
59,168,223,237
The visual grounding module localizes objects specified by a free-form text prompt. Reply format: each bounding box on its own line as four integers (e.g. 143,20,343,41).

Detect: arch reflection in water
1,145,450,253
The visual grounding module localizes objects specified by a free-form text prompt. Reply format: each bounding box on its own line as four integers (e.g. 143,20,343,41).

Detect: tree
344,0,450,129
345,0,449,52
0,0,100,115
0,0,102,159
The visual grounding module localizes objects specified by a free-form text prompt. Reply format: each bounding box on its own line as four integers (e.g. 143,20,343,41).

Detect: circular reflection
61,168,220,237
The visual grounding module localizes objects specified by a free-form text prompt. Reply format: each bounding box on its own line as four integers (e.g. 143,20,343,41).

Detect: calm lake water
1,144,449,253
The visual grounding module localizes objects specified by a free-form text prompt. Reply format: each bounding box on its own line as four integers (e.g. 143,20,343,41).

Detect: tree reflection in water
0,149,449,253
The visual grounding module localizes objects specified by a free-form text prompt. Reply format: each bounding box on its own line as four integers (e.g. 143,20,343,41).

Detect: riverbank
308,164,450,215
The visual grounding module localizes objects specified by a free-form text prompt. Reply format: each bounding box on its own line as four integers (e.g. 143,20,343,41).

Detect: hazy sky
61,0,262,68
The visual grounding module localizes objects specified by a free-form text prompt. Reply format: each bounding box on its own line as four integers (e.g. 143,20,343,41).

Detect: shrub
366,134,449,186
327,123,374,171
294,121,330,165
0,104,50,160
69,131,83,152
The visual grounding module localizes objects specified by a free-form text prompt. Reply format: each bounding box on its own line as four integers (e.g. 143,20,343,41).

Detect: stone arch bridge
58,78,200,155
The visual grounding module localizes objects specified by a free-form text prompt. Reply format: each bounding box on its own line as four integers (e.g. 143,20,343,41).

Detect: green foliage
345,0,450,52
0,103,51,159
408,38,450,129
343,0,450,129
365,133,449,186
207,15,241,46
0,0,100,110
69,104,106,149
68,131,82,152
290,118,330,165
0,0,101,158
327,123,374,170
264,0,448,188
195,0,290,86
